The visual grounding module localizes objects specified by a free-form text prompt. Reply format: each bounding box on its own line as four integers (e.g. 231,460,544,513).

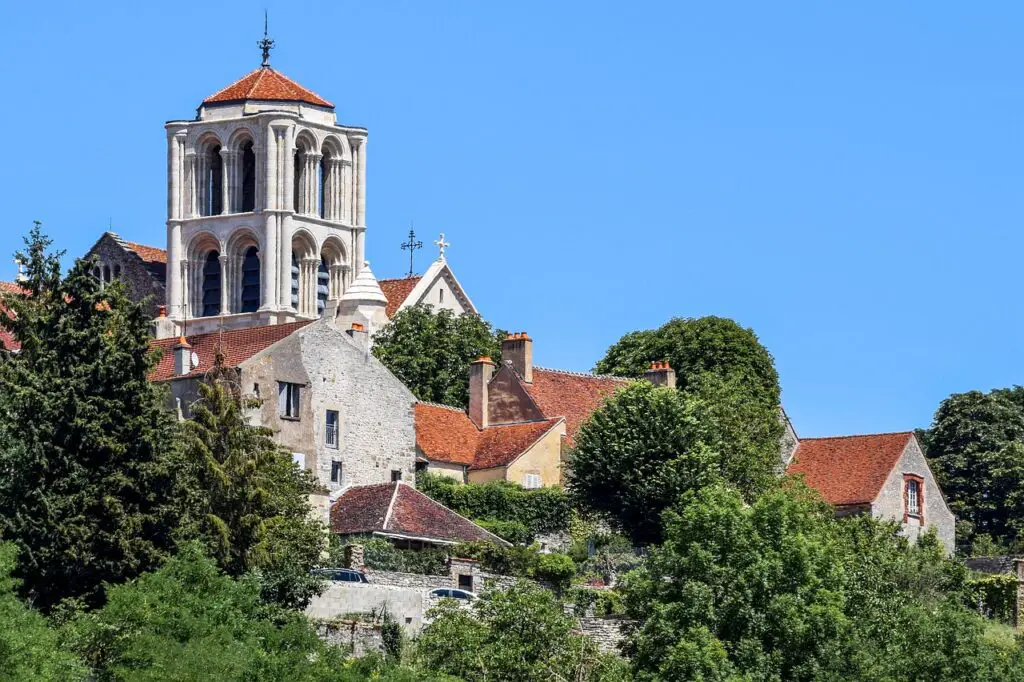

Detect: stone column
218,254,230,314
354,138,367,226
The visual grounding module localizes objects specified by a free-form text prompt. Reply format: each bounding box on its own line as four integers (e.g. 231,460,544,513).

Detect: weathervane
258,11,275,67
400,228,423,277
434,233,450,259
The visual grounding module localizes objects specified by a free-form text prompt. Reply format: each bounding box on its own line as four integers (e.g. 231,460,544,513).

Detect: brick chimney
468,356,496,428
501,332,533,383
173,336,192,377
644,361,676,389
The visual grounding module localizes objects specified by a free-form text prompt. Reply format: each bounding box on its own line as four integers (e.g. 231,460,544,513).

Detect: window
330,460,343,484
326,410,339,448
278,382,301,419
906,479,921,517
391,470,402,482
523,473,541,489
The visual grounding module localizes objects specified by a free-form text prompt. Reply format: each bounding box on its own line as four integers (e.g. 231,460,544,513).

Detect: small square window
331,460,343,484
391,470,402,482
278,382,301,419
326,410,339,448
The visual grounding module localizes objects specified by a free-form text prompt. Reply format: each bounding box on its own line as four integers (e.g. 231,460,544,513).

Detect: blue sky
1,2,1021,437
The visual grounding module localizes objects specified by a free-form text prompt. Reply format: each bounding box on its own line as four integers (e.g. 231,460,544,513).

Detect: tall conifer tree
0,224,179,610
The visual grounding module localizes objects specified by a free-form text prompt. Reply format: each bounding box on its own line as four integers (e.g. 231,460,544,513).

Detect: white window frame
278,381,301,420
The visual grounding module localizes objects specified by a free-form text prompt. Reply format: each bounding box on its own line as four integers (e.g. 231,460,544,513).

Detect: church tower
160,30,368,338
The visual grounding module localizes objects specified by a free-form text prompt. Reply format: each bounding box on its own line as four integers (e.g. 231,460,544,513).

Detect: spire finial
258,11,275,67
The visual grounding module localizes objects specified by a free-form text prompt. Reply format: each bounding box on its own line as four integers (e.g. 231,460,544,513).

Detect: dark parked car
313,568,369,583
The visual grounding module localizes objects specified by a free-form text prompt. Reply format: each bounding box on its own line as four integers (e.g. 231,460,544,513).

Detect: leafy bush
452,542,575,591
418,472,572,537
475,518,532,545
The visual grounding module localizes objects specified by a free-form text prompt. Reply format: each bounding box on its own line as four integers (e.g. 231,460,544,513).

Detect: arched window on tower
201,251,221,317
317,257,330,316
240,246,260,312
202,145,223,216
240,141,256,212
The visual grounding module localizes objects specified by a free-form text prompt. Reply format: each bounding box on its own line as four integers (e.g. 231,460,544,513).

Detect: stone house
415,332,636,487
786,431,955,553
83,232,168,319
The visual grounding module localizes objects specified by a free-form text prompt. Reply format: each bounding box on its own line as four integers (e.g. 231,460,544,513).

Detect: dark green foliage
594,315,780,408
567,381,720,544
451,542,576,590
176,370,325,609
0,226,180,610
418,472,572,537
622,482,1024,681
0,542,87,680
920,387,1024,548
415,580,630,681
65,545,366,681
372,304,504,408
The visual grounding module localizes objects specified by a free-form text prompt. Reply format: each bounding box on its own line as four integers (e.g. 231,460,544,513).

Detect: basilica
2,41,957,554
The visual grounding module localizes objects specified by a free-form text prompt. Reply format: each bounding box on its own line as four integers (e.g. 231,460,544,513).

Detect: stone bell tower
158,28,369,339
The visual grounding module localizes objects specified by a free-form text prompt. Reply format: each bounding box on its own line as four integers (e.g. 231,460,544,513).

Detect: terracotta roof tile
415,403,562,470
330,482,506,545
786,432,914,506
378,276,421,318
524,368,630,445
149,321,311,381
203,67,333,108
122,241,167,264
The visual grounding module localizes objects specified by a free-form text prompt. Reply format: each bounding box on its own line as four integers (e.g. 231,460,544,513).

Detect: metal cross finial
400,228,423,277
434,233,450,259
258,11,275,67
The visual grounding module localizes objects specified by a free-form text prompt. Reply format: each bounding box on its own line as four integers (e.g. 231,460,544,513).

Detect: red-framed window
903,474,924,524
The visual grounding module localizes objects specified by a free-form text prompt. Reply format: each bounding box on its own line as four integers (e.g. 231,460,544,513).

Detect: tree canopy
372,304,504,407
176,366,326,609
0,225,180,610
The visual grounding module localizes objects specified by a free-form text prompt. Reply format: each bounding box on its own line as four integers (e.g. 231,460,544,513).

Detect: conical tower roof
342,262,388,305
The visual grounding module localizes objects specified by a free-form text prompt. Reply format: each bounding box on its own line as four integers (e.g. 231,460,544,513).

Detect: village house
785,431,955,553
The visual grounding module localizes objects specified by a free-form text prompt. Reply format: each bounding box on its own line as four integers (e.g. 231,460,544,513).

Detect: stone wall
575,617,633,654
313,619,384,657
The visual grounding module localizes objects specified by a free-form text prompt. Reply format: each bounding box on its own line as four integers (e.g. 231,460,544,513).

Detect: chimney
501,332,533,383
173,336,192,377
644,361,676,389
468,356,495,428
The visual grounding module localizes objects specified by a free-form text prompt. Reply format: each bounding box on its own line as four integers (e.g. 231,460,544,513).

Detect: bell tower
159,28,367,338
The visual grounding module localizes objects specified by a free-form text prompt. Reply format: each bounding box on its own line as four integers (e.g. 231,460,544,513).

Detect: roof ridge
533,365,632,382
800,431,914,442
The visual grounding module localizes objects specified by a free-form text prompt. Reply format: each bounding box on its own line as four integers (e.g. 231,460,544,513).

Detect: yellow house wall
467,423,566,487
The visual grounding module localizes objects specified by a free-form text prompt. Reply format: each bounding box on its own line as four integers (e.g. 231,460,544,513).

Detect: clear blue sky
1,2,1021,437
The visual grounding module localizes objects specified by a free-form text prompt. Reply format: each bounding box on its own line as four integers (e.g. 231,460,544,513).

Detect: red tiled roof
123,241,167,264
0,282,25,351
330,482,507,545
149,321,311,381
203,67,333,108
378,276,421,318
415,403,562,470
786,432,914,506
524,368,630,445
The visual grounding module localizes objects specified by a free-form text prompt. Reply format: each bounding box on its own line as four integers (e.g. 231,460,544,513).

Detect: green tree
622,482,1024,682
176,365,325,609
0,225,180,610
415,580,629,682
0,543,87,681
372,304,504,407
920,387,1024,549
566,381,720,544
